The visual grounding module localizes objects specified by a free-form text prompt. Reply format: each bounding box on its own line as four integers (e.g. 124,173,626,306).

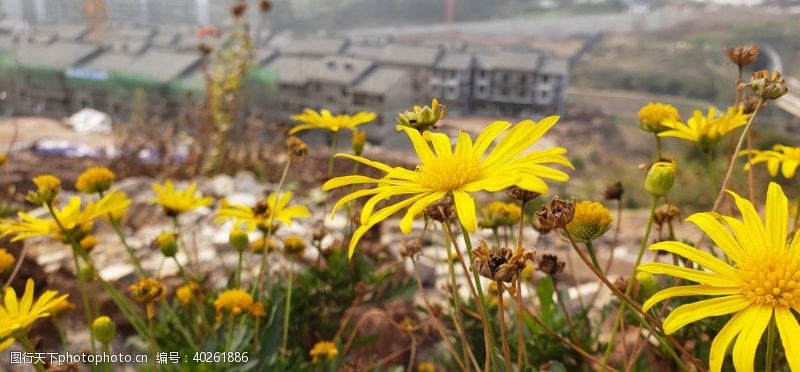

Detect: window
542,75,550,84
540,91,549,100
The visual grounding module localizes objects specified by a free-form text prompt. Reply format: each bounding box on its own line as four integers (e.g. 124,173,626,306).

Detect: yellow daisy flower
323,117,572,257
742,144,800,179
638,182,800,372
75,167,116,194
658,106,749,151
0,278,69,351
0,191,131,242
214,288,260,319
150,180,212,216
289,108,376,134
565,200,613,243
215,191,312,232
309,340,339,364
638,102,680,133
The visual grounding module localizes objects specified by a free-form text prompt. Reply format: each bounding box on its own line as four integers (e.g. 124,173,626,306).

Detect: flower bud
645,160,676,197
229,230,249,252
635,272,658,299
155,232,178,257
79,235,98,251
286,136,308,157
283,235,307,257
638,103,680,134
92,316,116,344
27,174,61,204
79,264,96,281
352,129,366,156
396,98,446,132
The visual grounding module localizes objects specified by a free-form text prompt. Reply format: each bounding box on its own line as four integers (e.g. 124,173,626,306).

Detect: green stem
444,226,474,369
17,334,46,372
655,135,663,159
327,132,339,180
163,303,199,350
235,250,244,288
495,280,514,372
458,226,499,372
766,315,776,372
109,218,146,277
585,241,602,274
102,342,112,372
281,259,294,351
600,195,657,371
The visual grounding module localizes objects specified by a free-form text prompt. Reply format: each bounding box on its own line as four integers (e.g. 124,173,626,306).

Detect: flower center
416,154,483,192
738,249,800,308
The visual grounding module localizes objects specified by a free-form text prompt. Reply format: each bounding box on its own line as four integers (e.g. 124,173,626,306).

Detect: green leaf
536,275,557,325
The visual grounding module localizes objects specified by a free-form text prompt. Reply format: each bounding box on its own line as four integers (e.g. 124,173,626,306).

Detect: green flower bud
645,160,676,197
79,264,96,281
396,98,446,132
229,230,249,252
352,129,366,156
92,316,117,344
283,235,307,257
155,232,178,257
635,272,658,299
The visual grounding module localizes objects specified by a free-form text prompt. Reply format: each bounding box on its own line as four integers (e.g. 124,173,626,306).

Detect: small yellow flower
79,235,98,251
214,288,259,320
396,98,446,132
0,278,69,351
215,191,311,232
0,248,15,273
565,201,612,243
128,278,167,319
418,362,436,372
309,341,338,364
290,109,376,134
283,235,307,256
639,182,800,372
742,144,800,179
638,102,680,133
478,201,521,229
150,180,212,217
175,282,201,306
352,129,366,156
659,106,749,152
155,231,178,257
28,174,61,204
251,237,278,254
75,167,115,194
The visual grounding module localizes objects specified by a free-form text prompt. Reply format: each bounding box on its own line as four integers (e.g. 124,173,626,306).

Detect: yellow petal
727,189,767,251
732,305,771,372
4,286,18,315
472,121,512,158
637,262,738,287
662,295,749,334
19,279,34,314
399,192,445,234
686,213,746,263
335,153,397,175
322,175,379,191
396,125,435,164
648,241,737,278
330,188,381,218
288,123,320,135
429,132,453,158
720,216,757,255
709,308,749,372
348,194,427,258
765,182,788,250
642,285,739,313
775,307,800,372
452,191,477,232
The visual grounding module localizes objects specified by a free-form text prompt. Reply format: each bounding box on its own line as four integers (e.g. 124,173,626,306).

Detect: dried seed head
742,94,761,114
423,195,456,224
400,239,423,259
603,181,623,201
472,241,535,283
259,0,272,12
654,204,681,226
536,196,576,230
726,44,759,67
747,70,788,100
231,2,247,17
507,186,540,203
537,254,565,276
286,136,308,157
312,228,326,242
198,43,213,55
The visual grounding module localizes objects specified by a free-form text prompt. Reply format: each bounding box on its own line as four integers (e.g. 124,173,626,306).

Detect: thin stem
327,132,339,180
585,241,602,273
102,342,113,372
411,259,472,371
552,279,577,341
18,334,46,372
444,226,480,371
711,99,764,213
495,280,513,372
600,196,657,371
281,259,294,351
515,278,526,371
517,200,527,249
2,244,26,289
655,135,663,159
255,156,292,298
766,315,776,372
234,250,244,288
706,149,717,202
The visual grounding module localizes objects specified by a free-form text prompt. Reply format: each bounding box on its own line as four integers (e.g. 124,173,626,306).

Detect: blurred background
0,0,798,207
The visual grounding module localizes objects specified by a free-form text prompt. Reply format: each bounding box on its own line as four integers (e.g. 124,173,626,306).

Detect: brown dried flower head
231,2,247,17
507,186,540,203
423,195,456,224
748,70,788,100
259,0,272,12
400,239,423,259
538,254,565,276
536,196,576,230
654,204,681,226
287,136,308,157
726,44,759,67
472,241,535,283
198,43,213,55
603,181,623,201
312,228,326,242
